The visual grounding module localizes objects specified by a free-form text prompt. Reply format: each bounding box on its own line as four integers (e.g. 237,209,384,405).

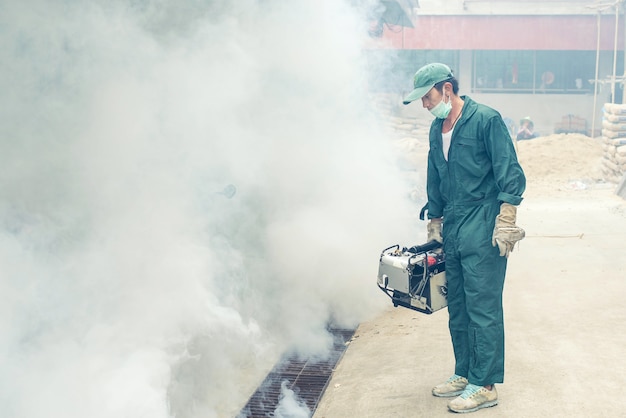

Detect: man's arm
485,115,526,205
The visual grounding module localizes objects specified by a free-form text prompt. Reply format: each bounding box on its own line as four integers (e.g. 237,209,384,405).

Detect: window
472,50,622,94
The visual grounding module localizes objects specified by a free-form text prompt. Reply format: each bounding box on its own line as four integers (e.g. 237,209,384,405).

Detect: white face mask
429,94,452,119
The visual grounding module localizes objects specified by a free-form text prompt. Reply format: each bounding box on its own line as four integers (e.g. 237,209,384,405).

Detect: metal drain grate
237,327,356,417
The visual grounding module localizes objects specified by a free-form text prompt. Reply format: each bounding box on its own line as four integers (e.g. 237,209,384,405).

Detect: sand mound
516,133,605,193
392,132,609,198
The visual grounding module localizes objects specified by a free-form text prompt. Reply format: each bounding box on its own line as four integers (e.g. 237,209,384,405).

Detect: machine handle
405,240,442,254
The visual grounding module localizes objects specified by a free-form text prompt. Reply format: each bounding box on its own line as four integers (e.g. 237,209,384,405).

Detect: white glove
492,203,525,257
427,218,443,244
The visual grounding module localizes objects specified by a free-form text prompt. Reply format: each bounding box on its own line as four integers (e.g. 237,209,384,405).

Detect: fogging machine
377,240,447,314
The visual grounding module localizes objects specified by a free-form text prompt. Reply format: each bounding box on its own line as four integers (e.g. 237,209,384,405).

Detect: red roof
376,15,624,50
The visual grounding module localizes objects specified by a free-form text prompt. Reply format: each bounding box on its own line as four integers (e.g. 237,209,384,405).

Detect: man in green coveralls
403,63,526,413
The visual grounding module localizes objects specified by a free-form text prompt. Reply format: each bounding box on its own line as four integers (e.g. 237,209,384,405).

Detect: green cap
403,63,454,105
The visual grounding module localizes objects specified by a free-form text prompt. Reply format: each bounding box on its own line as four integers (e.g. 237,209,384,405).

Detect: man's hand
492,203,525,257
427,218,443,244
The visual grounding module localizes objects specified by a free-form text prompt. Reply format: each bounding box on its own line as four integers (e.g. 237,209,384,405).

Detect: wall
417,0,595,15
376,2,626,135
397,90,605,138
462,49,610,136
471,93,601,137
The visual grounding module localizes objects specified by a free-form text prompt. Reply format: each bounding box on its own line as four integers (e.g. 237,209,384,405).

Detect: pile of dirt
392,132,609,198
516,133,605,193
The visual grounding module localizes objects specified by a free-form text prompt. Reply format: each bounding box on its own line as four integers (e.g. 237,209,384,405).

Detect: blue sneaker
448,383,498,413
432,374,468,398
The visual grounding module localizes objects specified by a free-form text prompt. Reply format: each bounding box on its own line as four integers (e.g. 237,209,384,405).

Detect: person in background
403,63,526,414
516,116,537,140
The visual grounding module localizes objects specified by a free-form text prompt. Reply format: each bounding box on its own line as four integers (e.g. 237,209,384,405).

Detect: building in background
367,0,625,136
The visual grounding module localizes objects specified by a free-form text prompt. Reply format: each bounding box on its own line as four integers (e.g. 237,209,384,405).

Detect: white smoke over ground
274,381,311,418
0,0,420,417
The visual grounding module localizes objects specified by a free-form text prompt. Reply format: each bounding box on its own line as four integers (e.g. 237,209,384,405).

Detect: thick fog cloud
0,0,420,417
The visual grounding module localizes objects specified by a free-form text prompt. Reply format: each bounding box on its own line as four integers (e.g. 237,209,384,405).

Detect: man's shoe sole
432,389,464,398
448,399,498,413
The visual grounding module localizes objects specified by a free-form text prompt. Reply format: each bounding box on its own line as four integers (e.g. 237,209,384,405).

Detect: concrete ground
314,184,626,417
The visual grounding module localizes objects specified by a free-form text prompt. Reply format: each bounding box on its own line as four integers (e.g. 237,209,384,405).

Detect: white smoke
273,381,312,418
0,0,420,417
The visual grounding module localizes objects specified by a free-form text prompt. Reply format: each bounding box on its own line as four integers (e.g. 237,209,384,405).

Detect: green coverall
426,96,526,386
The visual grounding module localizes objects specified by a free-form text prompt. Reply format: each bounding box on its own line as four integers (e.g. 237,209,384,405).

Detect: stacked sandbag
371,93,431,140
388,116,431,139
370,93,435,203
554,114,588,134
601,103,626,182
372,93,394,118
